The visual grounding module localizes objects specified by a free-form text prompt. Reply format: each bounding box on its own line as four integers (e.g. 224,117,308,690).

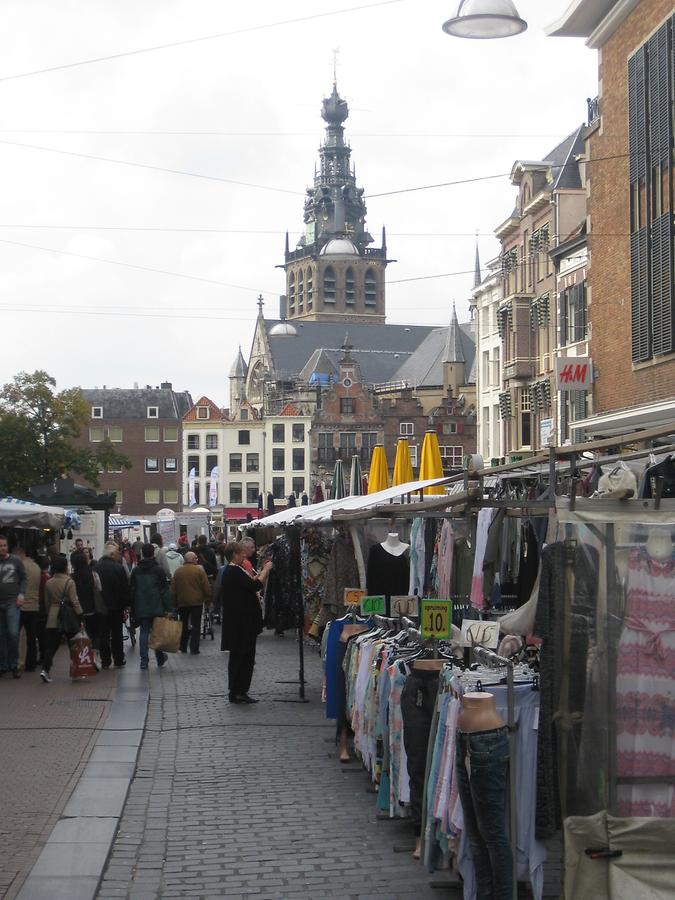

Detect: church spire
443,303,465,364
473,241,482,288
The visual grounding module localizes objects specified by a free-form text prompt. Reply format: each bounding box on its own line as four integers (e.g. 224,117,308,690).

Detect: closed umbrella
419,430,446,495
331,458,347,500
349,455,363,496
392,439,414,486
367,445,389,494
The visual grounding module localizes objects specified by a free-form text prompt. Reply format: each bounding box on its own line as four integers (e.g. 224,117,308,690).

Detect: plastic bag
148,616,181,653
69,630,98,678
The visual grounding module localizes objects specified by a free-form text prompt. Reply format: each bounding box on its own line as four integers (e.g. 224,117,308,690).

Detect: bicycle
123,610,137,648
201,603,215,640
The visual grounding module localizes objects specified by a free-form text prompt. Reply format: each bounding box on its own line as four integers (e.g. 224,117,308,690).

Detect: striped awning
109,515,140,528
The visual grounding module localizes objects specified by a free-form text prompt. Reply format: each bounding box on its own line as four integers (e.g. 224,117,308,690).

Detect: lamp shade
442,0,527,39
419,430,446,495
392,439,414,487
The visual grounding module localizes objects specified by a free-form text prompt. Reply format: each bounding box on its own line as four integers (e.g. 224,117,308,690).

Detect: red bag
69,630,98,678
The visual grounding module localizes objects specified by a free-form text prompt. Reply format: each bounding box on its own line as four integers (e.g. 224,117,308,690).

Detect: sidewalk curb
15,669,150,900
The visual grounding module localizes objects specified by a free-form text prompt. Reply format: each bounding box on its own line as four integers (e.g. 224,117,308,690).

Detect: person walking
15,547,42,672
40,556,83,683
163,543,184,580
0,535,26,679
130,543,169,670
220,541,272,704
170,551,211,655
97,542,131,668
71,551,103,666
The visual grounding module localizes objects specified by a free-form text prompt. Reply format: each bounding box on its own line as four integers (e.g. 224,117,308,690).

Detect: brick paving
97,632,462,900
0,648,118,899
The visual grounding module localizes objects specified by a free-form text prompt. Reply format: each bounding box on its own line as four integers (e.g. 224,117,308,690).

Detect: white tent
250,476,453,528
0,497,67,530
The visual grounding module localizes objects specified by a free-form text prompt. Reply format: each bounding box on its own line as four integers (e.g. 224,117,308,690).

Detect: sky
0,0,597,406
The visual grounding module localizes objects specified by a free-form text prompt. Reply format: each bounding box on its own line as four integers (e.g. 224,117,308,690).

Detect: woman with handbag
40,555,83,683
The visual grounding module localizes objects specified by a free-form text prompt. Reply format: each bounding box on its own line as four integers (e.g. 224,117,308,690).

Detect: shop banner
188,467,196,507
555,356,593,391
208,466,219,508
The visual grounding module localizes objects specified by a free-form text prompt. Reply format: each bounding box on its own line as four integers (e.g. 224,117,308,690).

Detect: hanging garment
264,532,301,633
401,669,440,836
640,456,675,499
470,509,496,611
366,543,410,600
320,536,360,626
437,521,454,600
300,530,333,627
616,547,675,818
408,518,426,597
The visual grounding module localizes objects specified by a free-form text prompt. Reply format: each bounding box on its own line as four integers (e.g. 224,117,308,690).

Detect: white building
472,257,504,463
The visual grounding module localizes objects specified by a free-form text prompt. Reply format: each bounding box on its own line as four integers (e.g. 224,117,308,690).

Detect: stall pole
349,524,367,590
274,525,310,704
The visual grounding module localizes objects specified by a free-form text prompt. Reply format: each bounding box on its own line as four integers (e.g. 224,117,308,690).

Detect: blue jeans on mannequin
456,726,512,900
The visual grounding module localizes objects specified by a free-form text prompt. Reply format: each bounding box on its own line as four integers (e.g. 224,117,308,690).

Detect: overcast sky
0,0,595,405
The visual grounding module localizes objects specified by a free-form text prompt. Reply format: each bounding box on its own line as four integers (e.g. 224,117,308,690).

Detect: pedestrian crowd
0,529,272,701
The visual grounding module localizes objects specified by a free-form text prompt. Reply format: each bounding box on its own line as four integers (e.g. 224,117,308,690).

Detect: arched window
323,266,336,302
306,267,313,307
297,269,304,310
288,273,295,311
345,268,355,304
364,269,377,306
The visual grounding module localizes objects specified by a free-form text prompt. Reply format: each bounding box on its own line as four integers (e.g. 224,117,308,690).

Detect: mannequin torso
457,691,505,733
645,529,673,562
381,532,410,557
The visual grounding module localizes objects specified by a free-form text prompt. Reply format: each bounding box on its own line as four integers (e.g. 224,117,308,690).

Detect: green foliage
0,370,131,495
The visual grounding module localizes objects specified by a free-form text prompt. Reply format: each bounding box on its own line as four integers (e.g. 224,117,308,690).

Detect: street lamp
442,0,527,39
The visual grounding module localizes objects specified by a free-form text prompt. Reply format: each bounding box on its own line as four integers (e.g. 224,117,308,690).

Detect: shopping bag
148,616,181,653
57,579,81,638
69,630,98,678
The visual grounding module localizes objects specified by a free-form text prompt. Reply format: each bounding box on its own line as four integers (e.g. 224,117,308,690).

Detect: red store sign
555,357,593,392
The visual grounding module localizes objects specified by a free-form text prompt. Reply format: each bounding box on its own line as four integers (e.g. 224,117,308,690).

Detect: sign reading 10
420,600,452,640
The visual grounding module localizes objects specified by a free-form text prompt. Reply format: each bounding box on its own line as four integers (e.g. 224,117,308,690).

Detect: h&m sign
555,357,593,392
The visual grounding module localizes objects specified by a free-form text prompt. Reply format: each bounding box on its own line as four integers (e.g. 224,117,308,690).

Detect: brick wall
588,0,675,414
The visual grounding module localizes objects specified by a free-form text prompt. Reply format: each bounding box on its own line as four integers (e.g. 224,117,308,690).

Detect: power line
0,0,406,83
0,129,571,139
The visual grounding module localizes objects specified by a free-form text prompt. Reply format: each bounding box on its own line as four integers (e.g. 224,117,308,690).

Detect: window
292,423,304,442
205,434,218,450
442,422,458,435
297,269,304,309
144,489,160,505
560,282,588,345
89,426,104,442
318,432,334,464
482,350,491,387
238,430,250,445
187,455,199,476
345,268,355,304
288,272,295,310
292,448,305,471
229,482,242,504
107,426,123,442
272,477,285,500
292,477,305,495
246,482,260,504
187,434,200,450
362,432,377,457
147,406,158,418
145,426,160,442
306,268,313,307
145,457,159,472
164,426,178,441
240,408,249,421
323,266,336,302
163,489,178,505
339,433,357,455
192,484,200,505
519,388,531,448
272,423,285,442
364,269,377,305
105,464,122,474
400,422,414,436
91,406,103,418
409,445,418,468
246,453,259,472
440,446,464,468
229,453,242,472
206,455,218,475
272,448,285,471
111,489,123,504
164,457,177,472
197,406,210,419
340,397,354,414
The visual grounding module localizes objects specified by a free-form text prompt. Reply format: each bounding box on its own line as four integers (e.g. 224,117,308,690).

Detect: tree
0,370,131,495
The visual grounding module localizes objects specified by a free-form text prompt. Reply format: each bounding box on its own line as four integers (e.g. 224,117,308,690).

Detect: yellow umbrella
367,444,390,494
392,439,414,486
419,430,446,495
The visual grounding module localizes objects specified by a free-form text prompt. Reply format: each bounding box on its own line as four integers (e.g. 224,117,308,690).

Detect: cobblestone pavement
97,631,461,900
0,648,118,899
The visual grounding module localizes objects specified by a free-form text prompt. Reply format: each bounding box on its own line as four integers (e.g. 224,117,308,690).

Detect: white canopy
250,476,453,527
0,497,67,530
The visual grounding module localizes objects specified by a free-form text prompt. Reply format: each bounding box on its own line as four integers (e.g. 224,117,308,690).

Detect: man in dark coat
220,541,272,704
97,541,131,668
130,543,170,670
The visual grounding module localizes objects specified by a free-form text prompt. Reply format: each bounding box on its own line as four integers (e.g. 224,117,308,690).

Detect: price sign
420,599,452,640
344,588,365,607
360,595,386,616
460,619,499,649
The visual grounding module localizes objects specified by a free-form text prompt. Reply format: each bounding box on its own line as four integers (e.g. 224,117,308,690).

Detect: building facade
79,384,192,516
549,0,675,436
473,256,504,463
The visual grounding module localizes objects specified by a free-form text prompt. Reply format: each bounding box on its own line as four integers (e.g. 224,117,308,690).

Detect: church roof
265,320,438,385
229,346,247,378
391,322,476,388
442,305,465,364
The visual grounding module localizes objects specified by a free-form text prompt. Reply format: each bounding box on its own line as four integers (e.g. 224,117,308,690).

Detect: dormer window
147,406,158,418
197,406,209,419
91,406,103,418
240,408,249,421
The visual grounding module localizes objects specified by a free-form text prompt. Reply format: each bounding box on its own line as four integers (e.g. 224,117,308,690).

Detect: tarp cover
0,497,66,530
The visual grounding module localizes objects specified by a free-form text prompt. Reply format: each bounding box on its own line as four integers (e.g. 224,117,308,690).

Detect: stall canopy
250,476,453,528
109,514,141,528
0,497,67,530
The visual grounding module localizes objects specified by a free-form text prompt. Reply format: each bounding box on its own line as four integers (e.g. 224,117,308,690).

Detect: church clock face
342,377,352,388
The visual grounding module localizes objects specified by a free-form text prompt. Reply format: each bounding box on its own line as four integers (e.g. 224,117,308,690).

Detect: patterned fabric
616,548,675,817
300,530,333,628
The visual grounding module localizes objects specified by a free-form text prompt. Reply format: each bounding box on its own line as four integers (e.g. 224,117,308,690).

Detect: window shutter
628,47,647,183
631,228,651,361
559,289,568,347
651,213,674,355
456,422,464,435
648,24,670,165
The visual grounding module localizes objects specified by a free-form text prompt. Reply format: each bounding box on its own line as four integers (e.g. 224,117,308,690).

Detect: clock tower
283,82,388,324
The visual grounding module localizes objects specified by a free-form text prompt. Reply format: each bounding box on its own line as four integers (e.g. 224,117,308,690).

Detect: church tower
283,83,388,324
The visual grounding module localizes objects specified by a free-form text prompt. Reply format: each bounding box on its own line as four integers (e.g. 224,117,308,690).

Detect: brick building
549,0,675,435
79,383,192,516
